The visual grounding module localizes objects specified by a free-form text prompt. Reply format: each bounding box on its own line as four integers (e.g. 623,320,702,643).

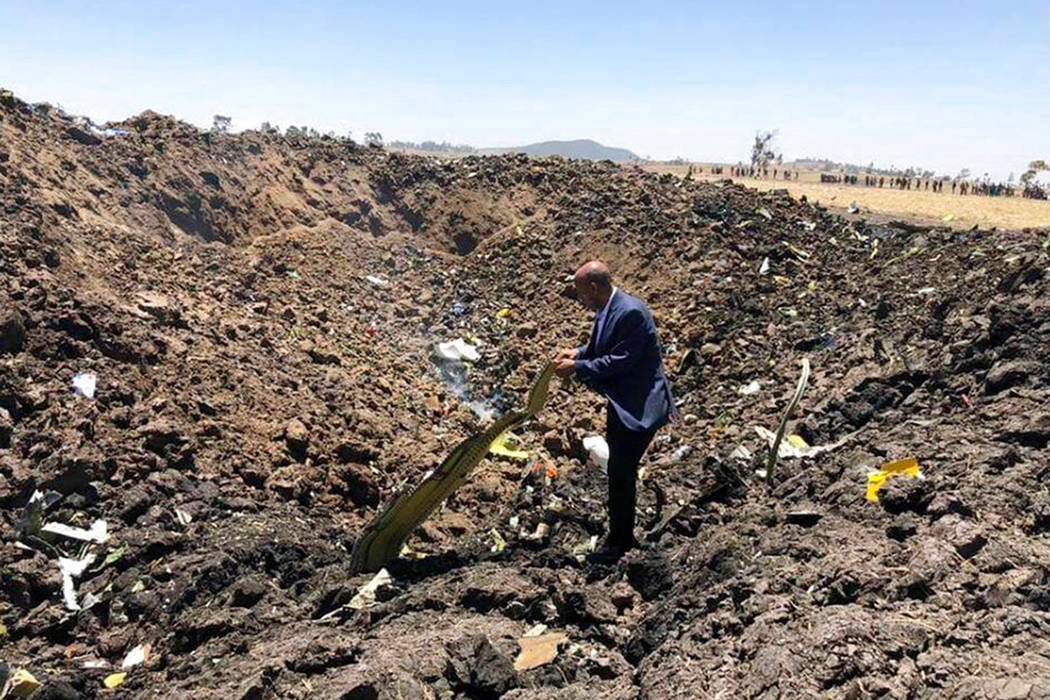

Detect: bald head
573,260,614,311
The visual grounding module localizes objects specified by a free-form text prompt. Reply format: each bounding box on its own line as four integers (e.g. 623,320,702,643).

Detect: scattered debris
738,380,761,396
2,668,41,698
348,569,392,610
41,519,108,543
582,435,609,468
365,274,390,287
489,431,530,459
71,371,97,399
754,426,851,460
488,528,506,554
435,338,480,363
731,445,753,462
866,458,922,502
350,363,554,573
103,672,127,689
765,358,811,484
122,643,151,669
670,444,693,462
58,552,95,611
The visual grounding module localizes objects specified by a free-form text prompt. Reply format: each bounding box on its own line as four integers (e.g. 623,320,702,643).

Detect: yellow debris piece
942,214,955,222
787,434,809,449
103,672,127,689
495,308,511,318
866,458,920,502
8,669,41,698
489,528,506,553
782,241,811,260
489,432,530,460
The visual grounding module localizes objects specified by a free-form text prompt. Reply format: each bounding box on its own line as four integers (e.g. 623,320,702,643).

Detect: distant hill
482,139,641,162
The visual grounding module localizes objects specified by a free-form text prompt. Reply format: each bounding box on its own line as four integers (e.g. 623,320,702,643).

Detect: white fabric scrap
365,275,389,287
41,519,108,543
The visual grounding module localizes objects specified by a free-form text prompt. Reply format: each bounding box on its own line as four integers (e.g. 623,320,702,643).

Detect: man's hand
553,357,576,378
555,348,578,362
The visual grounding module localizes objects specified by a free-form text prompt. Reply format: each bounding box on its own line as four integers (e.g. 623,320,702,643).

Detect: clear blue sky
2,0,1048,179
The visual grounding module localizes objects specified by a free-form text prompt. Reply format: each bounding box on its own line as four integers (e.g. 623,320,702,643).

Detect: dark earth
2,90,1050,698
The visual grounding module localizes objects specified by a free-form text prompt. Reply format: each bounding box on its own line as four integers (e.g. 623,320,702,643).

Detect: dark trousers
606,409,658,550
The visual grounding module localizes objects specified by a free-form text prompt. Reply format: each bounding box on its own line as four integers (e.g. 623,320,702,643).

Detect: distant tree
286,126,301,138
1021,159,1048,184
364,132,384,147
1008,172,1015,184
212,115,232,133
956,168,971,181
750,130,778,169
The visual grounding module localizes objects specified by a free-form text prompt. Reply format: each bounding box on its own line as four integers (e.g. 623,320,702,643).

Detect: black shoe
586,544,628,565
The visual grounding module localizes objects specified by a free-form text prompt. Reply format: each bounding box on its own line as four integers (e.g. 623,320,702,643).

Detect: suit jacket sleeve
574,309,647,382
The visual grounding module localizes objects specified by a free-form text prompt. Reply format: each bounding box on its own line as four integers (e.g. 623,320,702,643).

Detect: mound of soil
2,91,1050,698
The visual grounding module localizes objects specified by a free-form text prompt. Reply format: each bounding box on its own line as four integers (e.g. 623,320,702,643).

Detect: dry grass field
644,162,1050,231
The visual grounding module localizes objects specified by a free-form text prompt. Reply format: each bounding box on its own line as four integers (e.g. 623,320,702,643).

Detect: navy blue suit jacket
574,290,675,432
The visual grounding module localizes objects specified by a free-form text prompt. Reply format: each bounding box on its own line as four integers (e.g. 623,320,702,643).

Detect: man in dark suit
554,261,675,563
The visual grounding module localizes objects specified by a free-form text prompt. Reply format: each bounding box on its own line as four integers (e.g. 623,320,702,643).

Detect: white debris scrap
365,275,390,287
72,372,97,399
759,257,770,275
753,426,852,459
582,435,609,468
738,380,761,396
435,338,480,363
670,444,693,462
349,568,392,610
59,552,95,611
121,643,151,669
731,445,753,462
41,519,108,543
